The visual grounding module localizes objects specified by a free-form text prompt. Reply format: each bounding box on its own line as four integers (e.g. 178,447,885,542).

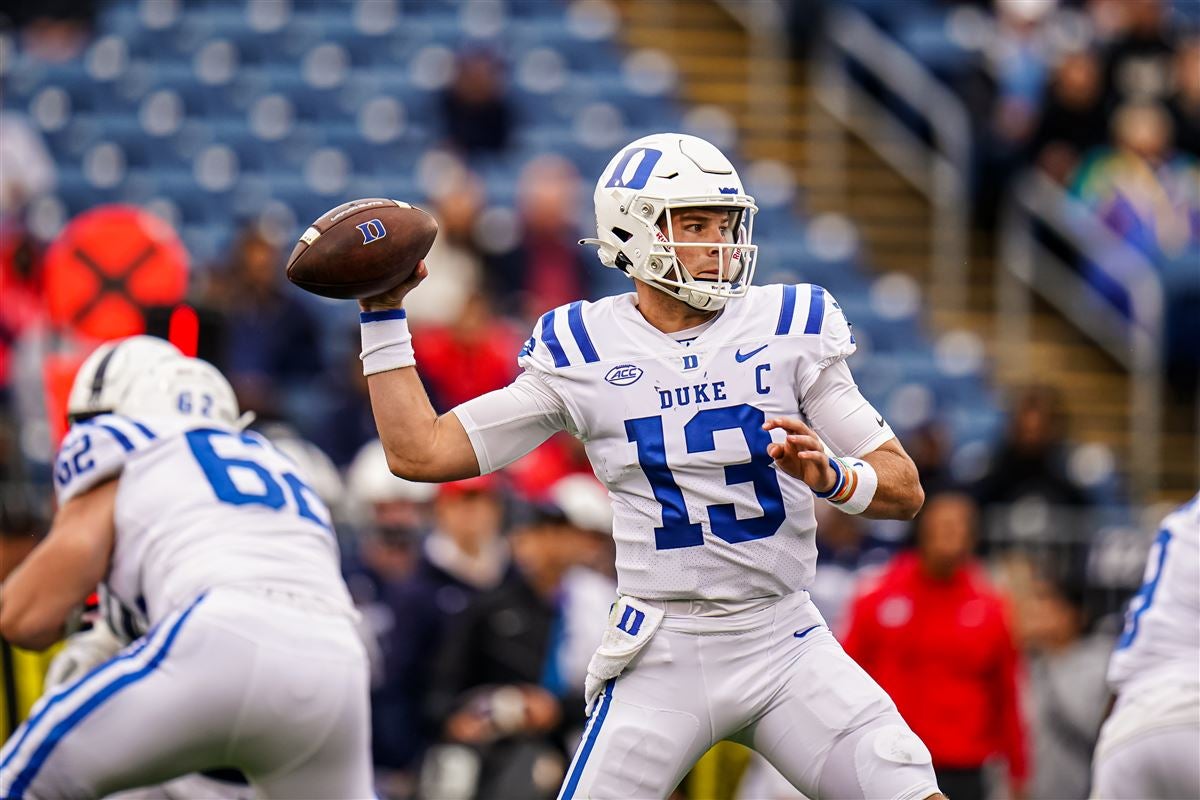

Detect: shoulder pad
518,300,602,373
54,414,159,504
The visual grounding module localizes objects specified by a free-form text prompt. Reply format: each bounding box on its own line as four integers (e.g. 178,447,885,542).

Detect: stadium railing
709,0,790,144
810,5,970,316
998,171,1164,499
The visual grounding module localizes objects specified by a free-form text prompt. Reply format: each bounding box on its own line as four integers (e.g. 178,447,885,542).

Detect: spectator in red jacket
843,491,1029,800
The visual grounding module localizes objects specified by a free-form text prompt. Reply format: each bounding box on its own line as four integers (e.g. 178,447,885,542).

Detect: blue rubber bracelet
812,457,844,499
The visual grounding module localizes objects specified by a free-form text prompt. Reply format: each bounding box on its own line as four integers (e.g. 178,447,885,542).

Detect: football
285,198,438,300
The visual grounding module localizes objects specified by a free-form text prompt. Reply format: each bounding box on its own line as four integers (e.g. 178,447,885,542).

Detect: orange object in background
43,205,188,341
40,206,191,443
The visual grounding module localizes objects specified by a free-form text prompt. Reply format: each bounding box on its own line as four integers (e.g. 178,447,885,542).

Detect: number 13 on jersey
626,403,785,550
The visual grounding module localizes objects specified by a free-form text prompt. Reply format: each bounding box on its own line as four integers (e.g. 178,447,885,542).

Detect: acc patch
605,364,643,386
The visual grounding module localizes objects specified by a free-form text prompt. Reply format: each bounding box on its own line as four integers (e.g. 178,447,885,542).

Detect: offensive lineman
357,133,943,799
1091,495,1200,799
0,356,372,799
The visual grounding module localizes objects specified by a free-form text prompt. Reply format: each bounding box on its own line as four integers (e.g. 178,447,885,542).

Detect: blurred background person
422,492,595,800
438,48,514,158
1016,568,1112,800
843,491,1029,800
408,168,486,331
1165,37,1200,157
542,474,618,745
1026,50,1111,184
489,155,597,322
1100,0,1177,109
412,289,521,413
342,440,438,797
1071,102,1200,271
314,332,381,468
974,385,1093,579
374,475,510,795
203,222,325,428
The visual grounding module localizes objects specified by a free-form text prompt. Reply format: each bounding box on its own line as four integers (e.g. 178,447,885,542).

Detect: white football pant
0,588,373,800
558,591,940,800
1091,678,1200,800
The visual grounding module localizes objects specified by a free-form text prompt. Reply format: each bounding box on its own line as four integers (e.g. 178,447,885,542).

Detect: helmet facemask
640,201,758,311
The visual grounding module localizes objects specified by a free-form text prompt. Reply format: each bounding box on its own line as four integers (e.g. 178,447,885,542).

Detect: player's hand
358,259,429,312
445,708,493,744
762,417,837,494
519,685,562,733
45,620,125,688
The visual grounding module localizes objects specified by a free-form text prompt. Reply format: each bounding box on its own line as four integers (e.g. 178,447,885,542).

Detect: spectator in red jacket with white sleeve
842,491,1030,800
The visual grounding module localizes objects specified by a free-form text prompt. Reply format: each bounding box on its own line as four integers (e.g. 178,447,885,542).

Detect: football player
43,335,185,682
1091,494,1199,799
357,132,942,799
0,356,372,799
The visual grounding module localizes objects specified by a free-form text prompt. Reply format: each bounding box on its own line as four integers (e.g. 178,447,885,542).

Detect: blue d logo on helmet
355,219,387,245
604,147,664,190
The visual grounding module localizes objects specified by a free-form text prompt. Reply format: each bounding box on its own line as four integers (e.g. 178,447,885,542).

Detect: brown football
285,198,438,300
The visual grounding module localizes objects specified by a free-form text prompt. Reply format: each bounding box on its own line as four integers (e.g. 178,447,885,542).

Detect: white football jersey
517,284,888,601
1107,494,1200,694
53,413,354,626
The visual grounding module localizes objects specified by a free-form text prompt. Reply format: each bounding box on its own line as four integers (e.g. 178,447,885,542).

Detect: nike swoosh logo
793,625,821,639
734,344,768,363
875,415,885,427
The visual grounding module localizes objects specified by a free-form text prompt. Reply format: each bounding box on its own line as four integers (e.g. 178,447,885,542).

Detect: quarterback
360,133,943,799
0,355,372,799
1091,494,1200,799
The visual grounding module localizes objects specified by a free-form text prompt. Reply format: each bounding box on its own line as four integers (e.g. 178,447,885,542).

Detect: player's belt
645,590,813,634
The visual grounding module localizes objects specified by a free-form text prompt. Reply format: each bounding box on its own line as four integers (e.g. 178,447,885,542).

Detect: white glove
584,672,607,717
45,620,126,688
583,596,663,716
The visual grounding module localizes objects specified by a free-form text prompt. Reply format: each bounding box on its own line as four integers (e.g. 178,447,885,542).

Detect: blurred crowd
933,0,1198,390
0,2,1180,799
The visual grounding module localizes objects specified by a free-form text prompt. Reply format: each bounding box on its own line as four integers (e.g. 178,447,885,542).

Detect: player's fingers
762,416,814,436
399,260,428,289
785,434,823,453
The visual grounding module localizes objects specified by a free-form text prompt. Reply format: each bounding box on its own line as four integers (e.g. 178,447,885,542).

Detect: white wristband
360,309,416,376
825,456,878,515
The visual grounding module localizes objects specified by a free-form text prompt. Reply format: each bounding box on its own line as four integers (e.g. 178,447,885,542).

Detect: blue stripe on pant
558,679,615,800
2,595,205,799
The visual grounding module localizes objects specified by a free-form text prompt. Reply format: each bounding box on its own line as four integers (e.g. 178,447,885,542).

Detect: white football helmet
582,132,758,311
347,439,438,506
118,357,240,426
67,336,183,423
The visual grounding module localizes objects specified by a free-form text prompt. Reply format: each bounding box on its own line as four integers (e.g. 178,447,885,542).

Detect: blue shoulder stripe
94,422,135,452
78,415,155,452
127,420,156,440
775,284,797,335
566,302,599,364
539,309,570,369
803,285,826,335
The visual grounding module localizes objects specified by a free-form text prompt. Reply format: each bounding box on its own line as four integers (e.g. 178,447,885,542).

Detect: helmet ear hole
611,227,633,243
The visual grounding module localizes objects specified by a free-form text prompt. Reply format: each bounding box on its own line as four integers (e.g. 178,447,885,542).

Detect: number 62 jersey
459,284,894,603
53,414,354,627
